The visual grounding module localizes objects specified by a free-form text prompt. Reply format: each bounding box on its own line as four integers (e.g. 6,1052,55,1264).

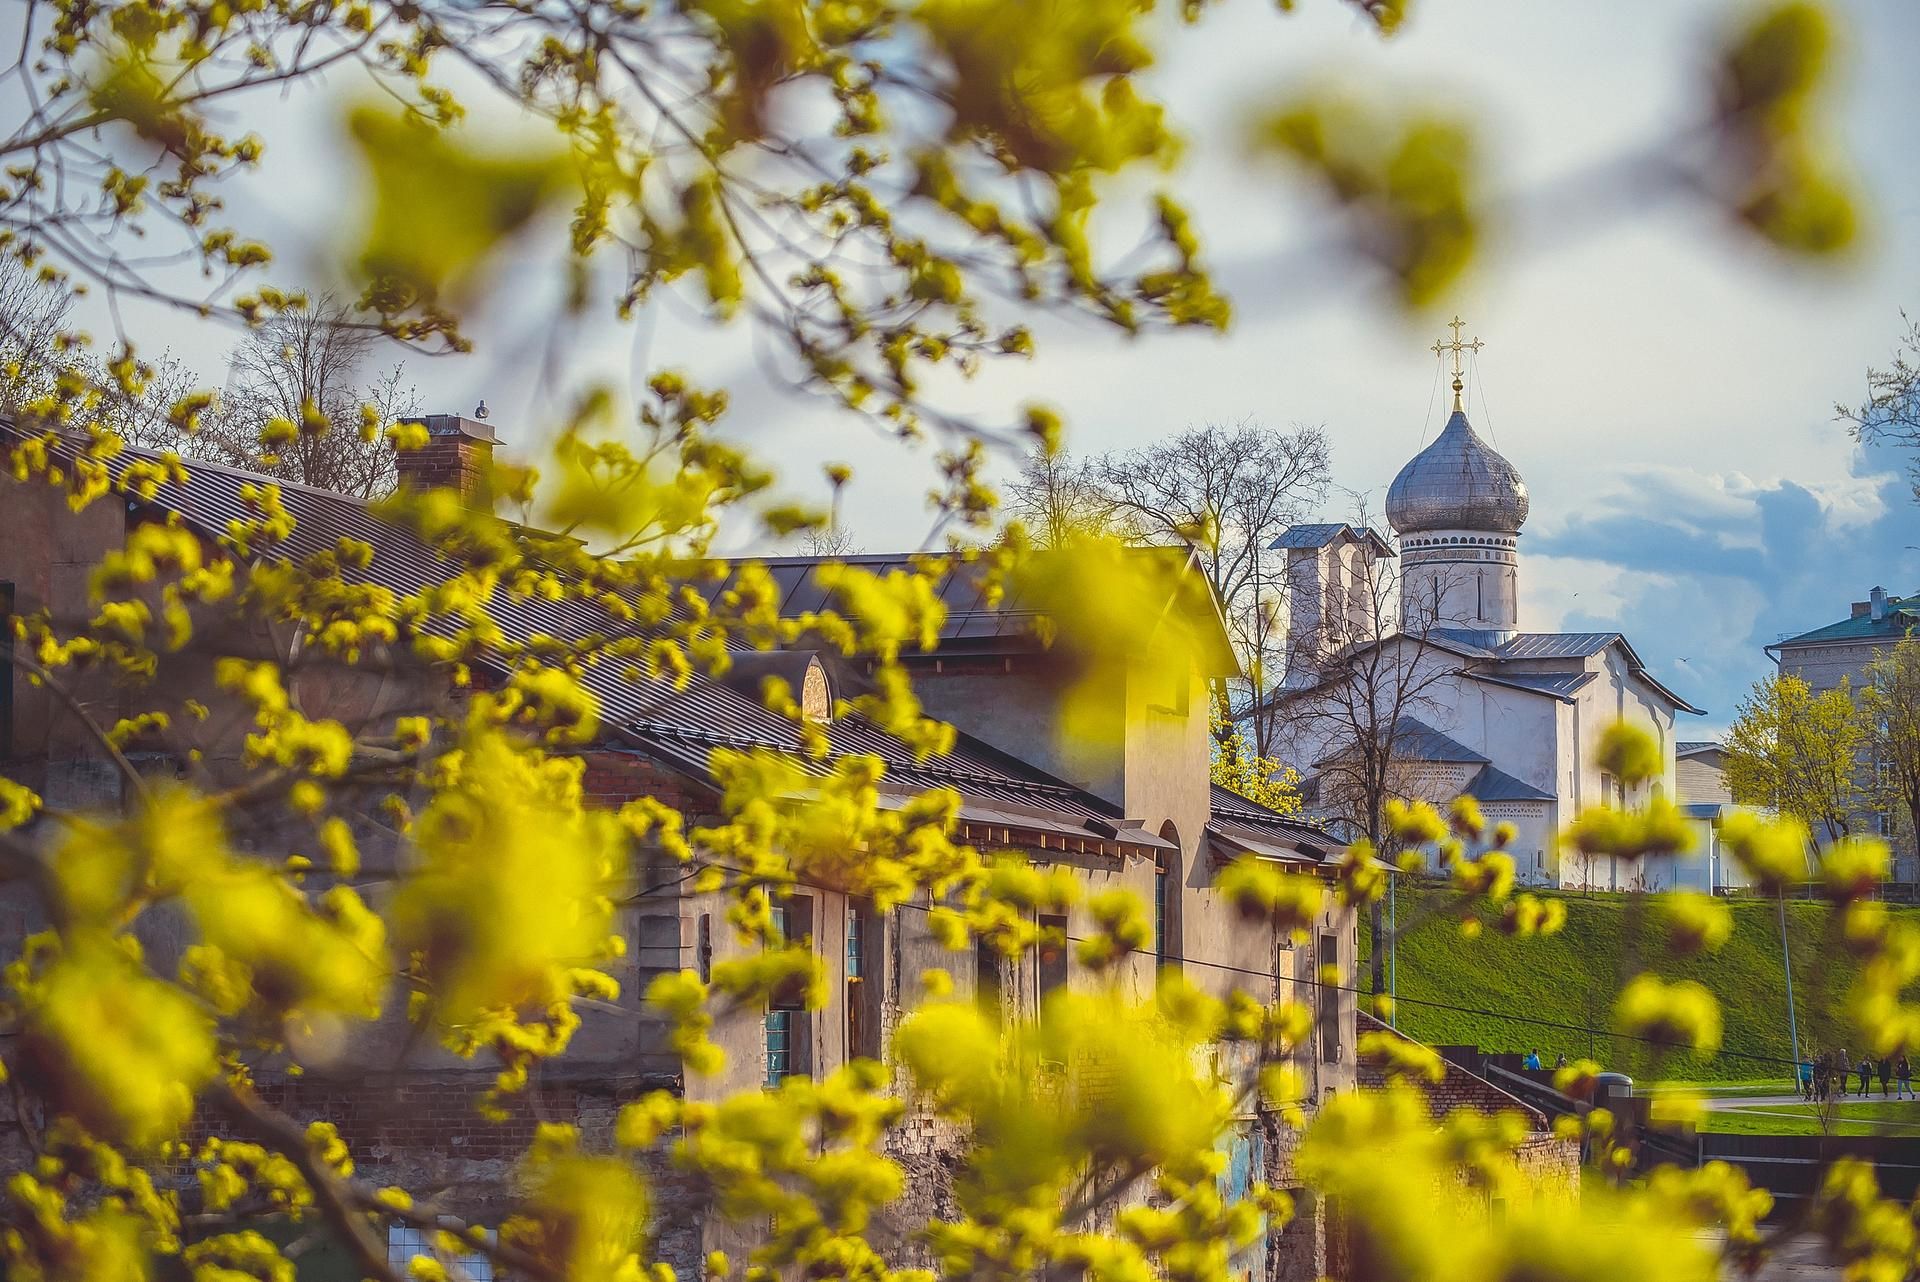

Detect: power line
650,855,1817,1074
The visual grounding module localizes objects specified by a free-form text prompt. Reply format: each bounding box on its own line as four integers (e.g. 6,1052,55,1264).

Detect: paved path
1694,1092,1920,1110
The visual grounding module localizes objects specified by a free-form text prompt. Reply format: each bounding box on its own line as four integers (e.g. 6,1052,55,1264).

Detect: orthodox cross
1431,315,1484,412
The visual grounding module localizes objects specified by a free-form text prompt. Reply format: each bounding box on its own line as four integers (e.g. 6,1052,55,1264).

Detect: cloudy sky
51,0,1920,733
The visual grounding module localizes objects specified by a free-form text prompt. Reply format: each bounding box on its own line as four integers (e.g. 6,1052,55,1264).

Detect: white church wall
1572,647,1681,813
1482,801,1554,881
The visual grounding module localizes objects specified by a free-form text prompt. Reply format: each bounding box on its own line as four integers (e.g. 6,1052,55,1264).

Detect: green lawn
1700,1100,1920,1136
1361,887,1914,1083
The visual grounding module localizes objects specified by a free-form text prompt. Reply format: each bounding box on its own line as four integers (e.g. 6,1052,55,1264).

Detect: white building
1272,326,1705,887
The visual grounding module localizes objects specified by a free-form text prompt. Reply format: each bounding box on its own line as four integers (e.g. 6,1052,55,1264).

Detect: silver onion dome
1384,409,1529,535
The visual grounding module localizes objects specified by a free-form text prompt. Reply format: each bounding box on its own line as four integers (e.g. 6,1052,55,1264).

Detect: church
1270,321,1704,888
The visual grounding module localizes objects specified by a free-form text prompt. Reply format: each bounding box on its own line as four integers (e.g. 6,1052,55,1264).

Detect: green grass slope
1360,888,1911,1083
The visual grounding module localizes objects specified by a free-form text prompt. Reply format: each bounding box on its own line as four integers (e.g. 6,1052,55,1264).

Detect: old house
0,414,1372,1280
1769,587,1920,880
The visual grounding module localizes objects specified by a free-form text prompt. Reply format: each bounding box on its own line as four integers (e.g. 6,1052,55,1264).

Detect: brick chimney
395,414,495,506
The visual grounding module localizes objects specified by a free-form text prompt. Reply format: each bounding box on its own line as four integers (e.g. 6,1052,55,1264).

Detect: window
388,1223,493,1281
975,937,1002,1016
765,897,814,1084
635,914,681,998
697,913,712,983
847,905,865,980
765,1010,796,1086
1154,859,1170,964
1037,913,1068,1004
1317,933,1341,1065
847,901,884,1060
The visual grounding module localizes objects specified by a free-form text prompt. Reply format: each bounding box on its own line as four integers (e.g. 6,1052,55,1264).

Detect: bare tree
1001,447,1115,547
0,256,77,411
88,353,209,450
1265,545,1463,997
1839,312,1920,505
0,258,207,450
197,295,415,497
799,523,862,557
1085,421,1331,737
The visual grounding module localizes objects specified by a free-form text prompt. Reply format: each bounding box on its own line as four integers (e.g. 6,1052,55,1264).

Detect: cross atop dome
1431,315,1484,413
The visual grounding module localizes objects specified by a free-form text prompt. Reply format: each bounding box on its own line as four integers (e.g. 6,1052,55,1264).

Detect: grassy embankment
1358,886,1915,1084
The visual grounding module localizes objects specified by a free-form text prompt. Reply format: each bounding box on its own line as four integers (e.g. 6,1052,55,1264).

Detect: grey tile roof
1677,741,1721,756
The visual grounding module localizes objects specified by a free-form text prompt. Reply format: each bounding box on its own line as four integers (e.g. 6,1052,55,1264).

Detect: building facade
1271,333,1704,887
1769,586,1920,880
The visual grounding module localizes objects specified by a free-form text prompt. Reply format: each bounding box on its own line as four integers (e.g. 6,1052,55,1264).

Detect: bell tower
1384,318,1529,639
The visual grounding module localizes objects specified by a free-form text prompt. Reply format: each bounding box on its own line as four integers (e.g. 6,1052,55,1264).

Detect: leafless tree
195,295,416,497
1265,545,1464,997
1001,447,1116,547
799,523,863,557
0,256,76,411
1839,311,1920,505
0,258,205,449
1083,421,1331,737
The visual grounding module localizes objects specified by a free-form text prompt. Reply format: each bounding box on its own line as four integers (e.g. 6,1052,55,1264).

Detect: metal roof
1487,632,1622,660
1677,741,1721,757
1770,598,1919,650
1465,669,1596,703
5,424,1303,855
1464,763,1555,803
705,547,1243,676
1384,409,1530,536
1270,523,1395,557
1206,784,1339,866
1387,716,1487,764
1426,629,1705,716
0,426,1166,843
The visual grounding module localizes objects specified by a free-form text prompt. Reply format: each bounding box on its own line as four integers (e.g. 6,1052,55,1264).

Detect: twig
212,1080,401,1282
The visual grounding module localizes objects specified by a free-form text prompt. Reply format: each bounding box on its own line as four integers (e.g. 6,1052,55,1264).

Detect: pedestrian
1522,1049,1542,1071
1858,1055,1873,1098
1814,1054,1831,1102
1879,1057,1894,1098
1555,1053,1568,1071
1799,1059,1814,1101
1899,1055,1913,1101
